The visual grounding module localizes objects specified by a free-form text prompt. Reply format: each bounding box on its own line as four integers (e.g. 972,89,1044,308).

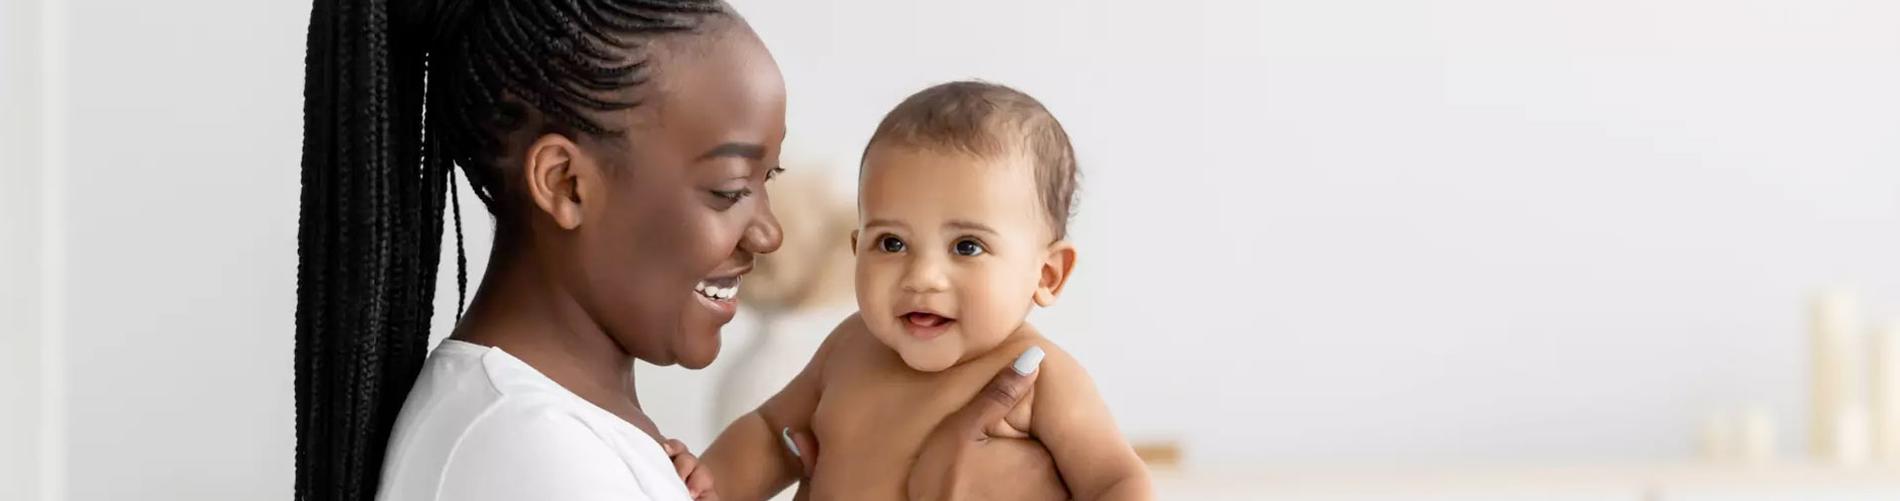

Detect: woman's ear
522,133,595,230
1033,240,1077,307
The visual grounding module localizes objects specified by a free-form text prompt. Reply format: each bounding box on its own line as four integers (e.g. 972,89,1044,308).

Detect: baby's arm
1030,342,1155,501
702,314,854,501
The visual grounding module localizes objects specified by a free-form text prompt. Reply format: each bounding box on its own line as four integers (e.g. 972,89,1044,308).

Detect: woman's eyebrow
696,142,765,162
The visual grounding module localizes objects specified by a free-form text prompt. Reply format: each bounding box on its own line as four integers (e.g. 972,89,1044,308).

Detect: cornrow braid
295,1,725,500
434,0,723,212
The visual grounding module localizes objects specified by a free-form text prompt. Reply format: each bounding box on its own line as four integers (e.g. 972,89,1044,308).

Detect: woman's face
570,25,787,370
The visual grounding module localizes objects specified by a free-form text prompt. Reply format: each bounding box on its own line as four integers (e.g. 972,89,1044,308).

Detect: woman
294,0,1065,500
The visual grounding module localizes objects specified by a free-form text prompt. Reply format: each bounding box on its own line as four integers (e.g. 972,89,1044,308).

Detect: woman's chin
673,303,731,368
672,332,723,369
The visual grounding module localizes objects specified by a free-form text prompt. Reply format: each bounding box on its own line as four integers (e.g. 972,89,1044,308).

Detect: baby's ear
1033,240,1077,307
848,229,860,256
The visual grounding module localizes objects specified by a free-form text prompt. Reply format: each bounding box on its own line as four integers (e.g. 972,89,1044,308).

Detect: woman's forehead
630,28,787,159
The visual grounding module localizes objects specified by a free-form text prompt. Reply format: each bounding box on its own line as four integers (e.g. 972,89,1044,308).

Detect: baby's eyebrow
944,219,997,236
864,218,909,230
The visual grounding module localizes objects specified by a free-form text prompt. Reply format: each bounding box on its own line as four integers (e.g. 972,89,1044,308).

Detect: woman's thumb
781,427,820,478
952,346,1044,439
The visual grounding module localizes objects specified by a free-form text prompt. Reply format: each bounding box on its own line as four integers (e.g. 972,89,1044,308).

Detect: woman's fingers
949,346,1044,440
781,427,820,478
905,346,1054,501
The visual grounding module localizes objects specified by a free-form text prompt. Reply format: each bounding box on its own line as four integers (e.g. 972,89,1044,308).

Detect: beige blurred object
712,166,857,426
1134,440,1183,468
1700,412,1738,462
734,170,857,313
1738,407,1776,465
1873,318,1900,462
1811,289,1863,462
1836,403,1874,466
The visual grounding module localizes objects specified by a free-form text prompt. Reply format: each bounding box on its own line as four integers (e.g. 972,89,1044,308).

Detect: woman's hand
663,438,719,501
777,347,1069,501
909,347,1069,501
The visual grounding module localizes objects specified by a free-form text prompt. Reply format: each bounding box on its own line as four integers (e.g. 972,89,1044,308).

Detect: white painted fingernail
1011,346,1045,375
781,427,801,458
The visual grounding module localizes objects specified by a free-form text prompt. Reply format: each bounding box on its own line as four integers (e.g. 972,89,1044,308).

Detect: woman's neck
449,244,662,440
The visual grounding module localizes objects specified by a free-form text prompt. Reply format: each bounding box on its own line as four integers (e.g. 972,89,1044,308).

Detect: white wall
11,0,1900,499
45,0,307,499
2,0,47,498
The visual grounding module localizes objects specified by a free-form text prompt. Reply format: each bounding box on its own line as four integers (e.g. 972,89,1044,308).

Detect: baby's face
854,144,1055,372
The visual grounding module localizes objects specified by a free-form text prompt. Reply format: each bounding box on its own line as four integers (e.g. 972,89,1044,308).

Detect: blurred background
4,0,1900,499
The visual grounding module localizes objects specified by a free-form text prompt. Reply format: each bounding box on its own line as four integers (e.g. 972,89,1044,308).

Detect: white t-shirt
376,339,693,501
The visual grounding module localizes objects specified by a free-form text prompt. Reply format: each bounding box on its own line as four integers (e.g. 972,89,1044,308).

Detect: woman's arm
1029,343,1153,500
702,314,856,501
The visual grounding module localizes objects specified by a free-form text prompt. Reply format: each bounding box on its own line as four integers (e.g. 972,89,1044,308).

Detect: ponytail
295,0,444,498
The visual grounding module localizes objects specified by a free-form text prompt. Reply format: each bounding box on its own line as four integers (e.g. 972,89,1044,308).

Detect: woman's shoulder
378,341,690,501
389,383,682,501
430,400,645,498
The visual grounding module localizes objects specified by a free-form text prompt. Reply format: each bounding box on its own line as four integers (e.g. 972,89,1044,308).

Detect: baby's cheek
963,270,1032,346
855,261,899,313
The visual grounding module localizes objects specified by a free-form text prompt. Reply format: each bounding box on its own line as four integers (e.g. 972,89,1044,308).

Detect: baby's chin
871,324,963,372
895,346,961,372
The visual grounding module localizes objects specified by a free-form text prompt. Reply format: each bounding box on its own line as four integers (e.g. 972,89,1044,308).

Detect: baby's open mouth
903,312,953,327
695,276,740,302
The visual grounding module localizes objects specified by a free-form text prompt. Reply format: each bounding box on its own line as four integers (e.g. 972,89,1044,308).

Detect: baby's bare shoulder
994,323,1076,373
998,324,1099,406
818,312,888,366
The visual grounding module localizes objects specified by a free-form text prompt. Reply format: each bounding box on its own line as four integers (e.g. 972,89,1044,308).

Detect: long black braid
295,1,724,499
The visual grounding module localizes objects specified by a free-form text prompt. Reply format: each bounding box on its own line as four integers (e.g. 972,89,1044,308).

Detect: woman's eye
711,189,752,202
953,239,985,257
766,166,786,181
878,236,907,253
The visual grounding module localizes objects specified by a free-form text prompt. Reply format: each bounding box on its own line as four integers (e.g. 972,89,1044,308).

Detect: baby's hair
864,81,1080,239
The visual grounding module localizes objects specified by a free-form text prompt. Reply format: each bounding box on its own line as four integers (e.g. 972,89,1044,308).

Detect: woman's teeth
695,279,739,301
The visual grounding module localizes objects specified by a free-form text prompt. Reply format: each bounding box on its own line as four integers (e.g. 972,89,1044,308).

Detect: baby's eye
878,235,907,253
953,239,986,257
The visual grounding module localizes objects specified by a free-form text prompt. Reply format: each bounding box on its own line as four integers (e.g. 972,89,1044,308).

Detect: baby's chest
810,364,971,464
809,346,1039,471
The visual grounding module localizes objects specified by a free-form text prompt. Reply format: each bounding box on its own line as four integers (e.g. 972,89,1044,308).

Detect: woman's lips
692,276,741,321
901,312,954,340
694,276,740,301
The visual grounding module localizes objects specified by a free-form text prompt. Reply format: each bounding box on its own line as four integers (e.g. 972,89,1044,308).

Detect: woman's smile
693,273,744,320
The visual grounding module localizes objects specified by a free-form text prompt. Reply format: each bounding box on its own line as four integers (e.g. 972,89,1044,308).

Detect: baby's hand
662,438,718,501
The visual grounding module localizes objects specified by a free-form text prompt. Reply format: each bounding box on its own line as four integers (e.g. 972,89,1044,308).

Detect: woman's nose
741,196,783,255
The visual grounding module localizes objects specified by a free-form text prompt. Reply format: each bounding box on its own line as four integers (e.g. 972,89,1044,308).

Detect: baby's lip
901,307,953,320
899,310,956,338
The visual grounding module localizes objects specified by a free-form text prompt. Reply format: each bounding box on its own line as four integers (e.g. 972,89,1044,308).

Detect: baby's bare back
806,319,1042,499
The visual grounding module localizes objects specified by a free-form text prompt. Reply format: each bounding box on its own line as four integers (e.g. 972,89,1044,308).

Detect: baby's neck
932,321,1038,373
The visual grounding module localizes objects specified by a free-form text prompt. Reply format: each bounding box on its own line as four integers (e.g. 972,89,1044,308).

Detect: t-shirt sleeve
434,404,653,501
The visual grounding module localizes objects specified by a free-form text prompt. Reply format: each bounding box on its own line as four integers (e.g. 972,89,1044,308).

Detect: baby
702,81,1152,500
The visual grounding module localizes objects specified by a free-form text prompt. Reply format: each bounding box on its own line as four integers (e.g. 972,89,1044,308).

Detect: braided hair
295,0,725,499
